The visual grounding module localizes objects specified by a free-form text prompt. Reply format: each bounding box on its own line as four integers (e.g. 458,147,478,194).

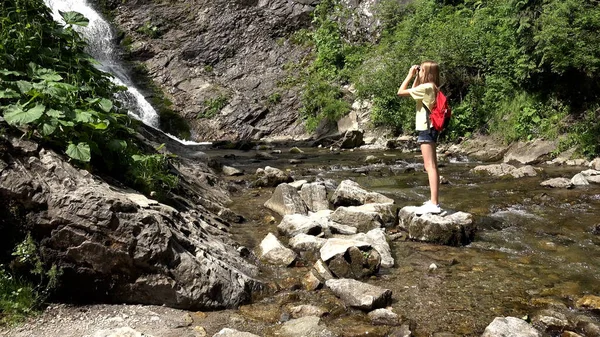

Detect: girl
397,61,441,215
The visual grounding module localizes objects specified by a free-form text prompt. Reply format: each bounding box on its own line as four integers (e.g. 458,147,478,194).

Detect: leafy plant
198,94,229,119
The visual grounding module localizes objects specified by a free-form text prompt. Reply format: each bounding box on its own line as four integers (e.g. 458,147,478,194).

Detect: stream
213,144,600,336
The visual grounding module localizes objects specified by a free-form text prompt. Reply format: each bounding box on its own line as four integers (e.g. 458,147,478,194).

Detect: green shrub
198,94,229,119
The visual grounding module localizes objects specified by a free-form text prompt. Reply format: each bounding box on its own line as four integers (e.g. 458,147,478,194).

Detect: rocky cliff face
0,127,262,310
109,0,317,142
105,0,381,142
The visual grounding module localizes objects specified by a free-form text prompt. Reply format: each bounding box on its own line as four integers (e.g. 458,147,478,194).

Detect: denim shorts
417,128,439,144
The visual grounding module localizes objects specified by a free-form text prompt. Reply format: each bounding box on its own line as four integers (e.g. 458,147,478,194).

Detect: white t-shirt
408,82,436,131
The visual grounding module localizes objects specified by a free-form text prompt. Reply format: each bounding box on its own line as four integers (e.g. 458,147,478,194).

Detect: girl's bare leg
420,142,439,205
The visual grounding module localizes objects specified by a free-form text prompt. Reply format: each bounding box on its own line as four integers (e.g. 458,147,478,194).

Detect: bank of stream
216,144,600,336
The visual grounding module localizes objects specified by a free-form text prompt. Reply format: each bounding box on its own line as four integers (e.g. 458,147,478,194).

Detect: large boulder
251,166,294,188
0,144,261,310
264,183,309,216
503,139,557,165
398,207,475,246
299,182,330,212
330,180,394,207
325,278,392,311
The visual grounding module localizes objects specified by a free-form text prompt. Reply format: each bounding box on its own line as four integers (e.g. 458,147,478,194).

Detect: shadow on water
211,145,600,336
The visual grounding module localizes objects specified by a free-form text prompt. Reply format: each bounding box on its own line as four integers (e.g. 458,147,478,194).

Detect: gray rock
278,214,322,237
590,158,600,170
264,183,309,216
503,139,557,164
319,237,371,261
531,309,573,332
340,130,364,149
348,229,394,268
213,328,260,337
325,278,392,310
571,173,590,186
368,308,401,326
471,164,538,178
481,317,542,337
289,233,327,251
252,166,294,187
222,165,243,176
327,245,381,279
300,182,330,212
289,179,309,189
398,207,476,246
330,180,394,207
89,327,149,337
274,316,337,337
288,305,328,318
540,177,573,189
330,206,383,232
259,233,296,266
0,149,260,310
313,259,335,281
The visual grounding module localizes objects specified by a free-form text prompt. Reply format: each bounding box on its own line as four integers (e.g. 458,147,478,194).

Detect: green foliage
267,92,282,106
130,145,178,199
300,76,350,132
1,234,62,325
0,0,179,198
198,94,229,119
136,21,161,38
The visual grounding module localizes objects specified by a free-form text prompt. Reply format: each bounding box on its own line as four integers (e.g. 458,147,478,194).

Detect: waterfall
44,0,160,127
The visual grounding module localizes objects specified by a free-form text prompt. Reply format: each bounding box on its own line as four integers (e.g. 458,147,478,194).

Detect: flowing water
218,145,600,336
44,0,160,128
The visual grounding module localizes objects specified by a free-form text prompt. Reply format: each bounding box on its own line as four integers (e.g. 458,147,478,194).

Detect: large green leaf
74,109,95,123
42,123,57,136
4,104,45,126
46,109,65,118
0,88,20,99
98,98,113,113
0,69,24,77
66,142,91,162
59,11,89,27
108,139,127,152
16,80,33,94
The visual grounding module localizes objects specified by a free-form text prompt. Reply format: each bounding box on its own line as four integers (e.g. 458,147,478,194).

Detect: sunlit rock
540,177,574,189
330,205,384,232
301,270,322,291
289,233,327,251
576,294,600,312
259,233,296,266
288,304,328,319
481,317,542,337
300,182,330,211
590,158,600,170
320,237,371,261
273,316,337,337
222,165,243,176
278,214,322,237
289,179,309,189
368,308,401,326
251,166,293,187
531,309,573,333
398,207,475,246
347,229,394,268
503,139,557,164
325,278,392,310
213,328,260,337
471,163,538,178
264,183,308,216
571,173,590,186
313,259,335,281
330,179,394,207
327,245,381,279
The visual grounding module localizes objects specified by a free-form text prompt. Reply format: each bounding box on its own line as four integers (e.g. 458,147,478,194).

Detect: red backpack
424,91,452,132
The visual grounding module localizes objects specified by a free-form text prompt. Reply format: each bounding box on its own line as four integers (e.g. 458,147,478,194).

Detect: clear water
221,146,600,336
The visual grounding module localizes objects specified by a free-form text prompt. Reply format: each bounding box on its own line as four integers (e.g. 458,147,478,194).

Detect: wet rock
300,182,330,212
273,316,337,337
255,151,277,160
560,332,584,337
217,208,245,223
365,155,379,163
302,270,322,291
238,301,282,324
330,180,394,207
575,295,600,312
278,214,322,237
213,328,260,337
288,305,328,318
503,139,557,164
531,309,573,333
579,169,600,184
348,229,394,268
264,183,309,216
368,308,401,326
222,165,243,176
251,166,293,187
289,233,327,251
541,177,574,189
325,278,392,311
388,324,413,337
574,315,600,336
398,207,476,246
591,224,600,235
481,317,542,337
290,147,304,154
512,165,539,178
451,136,509,162
259,233,297,266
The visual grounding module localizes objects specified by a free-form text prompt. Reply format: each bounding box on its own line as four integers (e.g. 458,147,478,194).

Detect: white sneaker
415,201,441,215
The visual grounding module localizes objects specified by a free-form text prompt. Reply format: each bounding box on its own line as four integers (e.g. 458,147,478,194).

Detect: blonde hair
415,60,440,108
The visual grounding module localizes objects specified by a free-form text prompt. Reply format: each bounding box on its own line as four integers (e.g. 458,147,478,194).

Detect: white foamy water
43,0,159,127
